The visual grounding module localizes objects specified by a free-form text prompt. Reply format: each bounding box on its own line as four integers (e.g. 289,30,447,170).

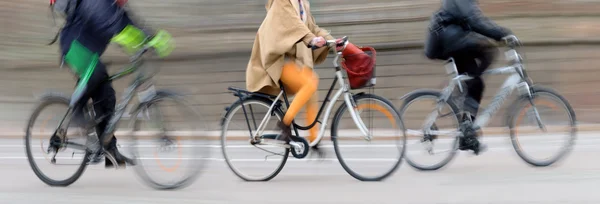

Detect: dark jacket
59,0,143,56
424,0,512,60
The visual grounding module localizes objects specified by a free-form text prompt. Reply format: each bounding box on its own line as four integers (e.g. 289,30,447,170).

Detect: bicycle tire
331,93,406,181
25,94,90,187
221,96,289,182
129,90,208,190
507,86,577,167
397,90,460,171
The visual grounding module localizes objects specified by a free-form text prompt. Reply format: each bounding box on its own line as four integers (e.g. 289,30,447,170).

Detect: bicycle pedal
88,153,104,165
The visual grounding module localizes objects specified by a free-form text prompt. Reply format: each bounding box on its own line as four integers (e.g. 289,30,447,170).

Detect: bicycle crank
290,136,309,159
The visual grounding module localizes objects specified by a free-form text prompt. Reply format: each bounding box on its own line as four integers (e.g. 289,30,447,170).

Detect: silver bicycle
25,44,209,189
398,36,577,170
221,36,406,181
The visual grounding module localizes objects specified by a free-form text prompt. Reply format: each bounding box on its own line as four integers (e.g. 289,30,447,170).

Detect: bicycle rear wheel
25,94,90,187
128,90,209,190
221,97,289,181
331,93,406,181
508,86,577,167
397,90,460,171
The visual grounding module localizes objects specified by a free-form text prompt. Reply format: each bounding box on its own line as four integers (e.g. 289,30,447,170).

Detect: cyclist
424,0,514,155
246,0,346,151
50,0,174,167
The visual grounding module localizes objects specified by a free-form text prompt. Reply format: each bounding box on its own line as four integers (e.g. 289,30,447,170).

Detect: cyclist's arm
304,1,334,41
302,1,333,64
456,0,512,41
80,0,173,57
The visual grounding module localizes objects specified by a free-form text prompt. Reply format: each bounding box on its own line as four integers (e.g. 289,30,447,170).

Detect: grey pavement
1,132,600,203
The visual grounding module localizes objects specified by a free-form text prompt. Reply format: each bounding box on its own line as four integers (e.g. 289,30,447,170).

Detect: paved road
1,132,600,204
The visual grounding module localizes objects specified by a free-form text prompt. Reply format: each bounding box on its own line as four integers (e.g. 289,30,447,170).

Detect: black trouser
71,61,118,149
449,44,498,118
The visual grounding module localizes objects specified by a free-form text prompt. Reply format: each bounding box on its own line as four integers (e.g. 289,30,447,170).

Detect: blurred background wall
2,0,600,133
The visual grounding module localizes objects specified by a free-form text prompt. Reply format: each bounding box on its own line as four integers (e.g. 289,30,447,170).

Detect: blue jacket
59,0,139,56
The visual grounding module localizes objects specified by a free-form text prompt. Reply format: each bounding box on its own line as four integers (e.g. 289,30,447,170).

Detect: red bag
341,43,376,89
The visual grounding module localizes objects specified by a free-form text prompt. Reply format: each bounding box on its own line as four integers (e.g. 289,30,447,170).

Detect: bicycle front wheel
508,86,577,167
331,93,406,181
128,90,210,190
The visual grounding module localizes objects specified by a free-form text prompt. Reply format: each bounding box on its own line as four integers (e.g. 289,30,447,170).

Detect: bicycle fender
398,89,441,101
34,91,71,102
220,96,279,127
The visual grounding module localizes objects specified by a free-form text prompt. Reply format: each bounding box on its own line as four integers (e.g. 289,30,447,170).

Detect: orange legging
280,62,319,142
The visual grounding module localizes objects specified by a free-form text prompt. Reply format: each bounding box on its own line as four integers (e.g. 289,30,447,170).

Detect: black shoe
105,147,136,169
276,121,292,143
458,118,487,155
459,133,487,155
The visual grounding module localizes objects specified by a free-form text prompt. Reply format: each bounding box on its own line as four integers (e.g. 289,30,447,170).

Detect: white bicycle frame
252,40,372,148
415,48,540,137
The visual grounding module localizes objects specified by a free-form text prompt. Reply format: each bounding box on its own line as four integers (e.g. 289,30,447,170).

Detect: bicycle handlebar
310,36,349,51
107,43,154,81
501,35,522,49
130,45,151,63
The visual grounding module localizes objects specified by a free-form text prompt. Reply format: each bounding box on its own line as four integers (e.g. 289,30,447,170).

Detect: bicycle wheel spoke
221,98,289,182
25,95,90,187
130,92,209,190
399,91,460,171
509,87,576,167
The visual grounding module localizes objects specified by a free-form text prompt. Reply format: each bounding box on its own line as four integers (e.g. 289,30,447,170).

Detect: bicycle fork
519,83,547,132
344,92,372,141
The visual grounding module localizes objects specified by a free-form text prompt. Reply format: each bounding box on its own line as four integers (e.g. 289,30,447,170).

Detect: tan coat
246,0,334,96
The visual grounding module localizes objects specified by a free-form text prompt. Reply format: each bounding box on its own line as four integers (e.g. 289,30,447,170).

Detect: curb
6,123,593,140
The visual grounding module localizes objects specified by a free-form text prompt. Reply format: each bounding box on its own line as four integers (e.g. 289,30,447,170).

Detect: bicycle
398,35,577,171
25,43,209,189
220,36,406,181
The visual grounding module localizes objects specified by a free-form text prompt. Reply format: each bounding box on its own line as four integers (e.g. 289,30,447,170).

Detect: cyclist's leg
278,62,319,141
449,42,497,154
89,78,135,167
306,93,319,143
452,42,497,119
463,45,497,117
63,39,112,161
63,39,100,126
300,65,320,143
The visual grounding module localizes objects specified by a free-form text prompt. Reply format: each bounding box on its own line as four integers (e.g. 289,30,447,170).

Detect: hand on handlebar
334,38,346,52
310,36,327,48
130,29,174,62
502,35,521,48
311,36,349,51
146,29,175,58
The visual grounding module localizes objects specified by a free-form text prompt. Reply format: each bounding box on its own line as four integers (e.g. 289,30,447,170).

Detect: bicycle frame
421,48,535,135
248,41,371,148
55,48,155,152
101,60,154,146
